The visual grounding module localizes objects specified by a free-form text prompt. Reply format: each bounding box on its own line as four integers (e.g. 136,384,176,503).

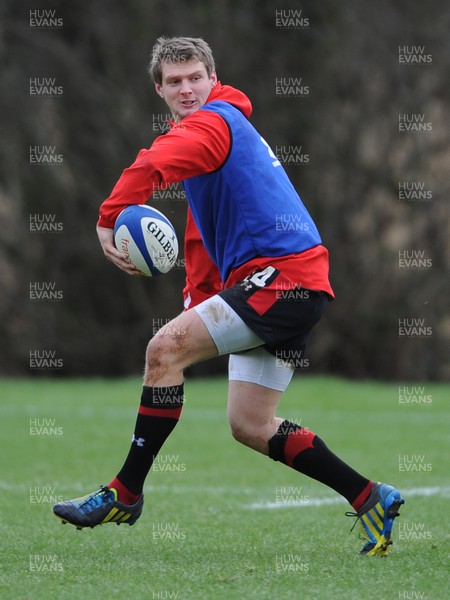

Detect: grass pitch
0,376,448,600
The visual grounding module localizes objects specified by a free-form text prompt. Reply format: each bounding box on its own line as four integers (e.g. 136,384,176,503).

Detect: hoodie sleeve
98,111,230,228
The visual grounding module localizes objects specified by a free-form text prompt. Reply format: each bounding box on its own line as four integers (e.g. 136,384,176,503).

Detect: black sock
112,385,184,498
268,420,372,508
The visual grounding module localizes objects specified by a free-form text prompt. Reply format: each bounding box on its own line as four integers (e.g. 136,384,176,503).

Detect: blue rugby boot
347,482,405,556
53,485,143,530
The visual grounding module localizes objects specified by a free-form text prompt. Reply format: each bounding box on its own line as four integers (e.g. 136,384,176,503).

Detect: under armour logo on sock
132,434,145,447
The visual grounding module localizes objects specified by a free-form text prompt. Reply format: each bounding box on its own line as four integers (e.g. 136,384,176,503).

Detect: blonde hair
149,36,216,84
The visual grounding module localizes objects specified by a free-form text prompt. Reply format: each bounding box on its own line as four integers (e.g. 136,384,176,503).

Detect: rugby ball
114,205,178,276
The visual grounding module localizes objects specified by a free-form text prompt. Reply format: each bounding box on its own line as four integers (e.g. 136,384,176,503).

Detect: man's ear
210,71,218,87
155,83,164,98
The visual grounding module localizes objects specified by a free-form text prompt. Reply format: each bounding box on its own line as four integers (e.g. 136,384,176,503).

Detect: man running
54,36,404,556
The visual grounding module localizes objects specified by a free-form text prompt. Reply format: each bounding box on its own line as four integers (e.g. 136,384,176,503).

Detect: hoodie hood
205,81,252,118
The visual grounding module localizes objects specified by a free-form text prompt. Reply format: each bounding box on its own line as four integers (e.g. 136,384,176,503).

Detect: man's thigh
229,346,294,392
146,294,264,386
193,294,264,354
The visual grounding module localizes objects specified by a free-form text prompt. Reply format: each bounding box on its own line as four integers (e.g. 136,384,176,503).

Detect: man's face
155,59,217,121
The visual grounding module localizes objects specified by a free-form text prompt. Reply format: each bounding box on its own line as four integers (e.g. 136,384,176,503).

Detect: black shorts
219,266,328,368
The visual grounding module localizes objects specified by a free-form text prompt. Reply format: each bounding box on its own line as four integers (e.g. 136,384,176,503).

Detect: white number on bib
248,266,276,287
260,136,281,167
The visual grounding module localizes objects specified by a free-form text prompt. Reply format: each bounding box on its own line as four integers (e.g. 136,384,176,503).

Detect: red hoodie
98,83,249,228
99,84,246,308
99,83,334,306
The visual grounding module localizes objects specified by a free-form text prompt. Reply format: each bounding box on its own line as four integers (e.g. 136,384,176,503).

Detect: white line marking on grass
246,486,450,510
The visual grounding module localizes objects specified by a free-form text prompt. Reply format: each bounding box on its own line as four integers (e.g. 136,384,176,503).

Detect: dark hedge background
1,1,449,379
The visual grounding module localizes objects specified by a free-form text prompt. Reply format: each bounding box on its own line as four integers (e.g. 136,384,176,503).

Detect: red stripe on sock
138,406,182,419
284,428,315,467
108,477,141,505
352,480,373,512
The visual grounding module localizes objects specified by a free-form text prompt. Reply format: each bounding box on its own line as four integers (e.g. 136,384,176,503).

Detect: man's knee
145,311,217,382
145,334,181,380
229,416,261,448
228,408,282,454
